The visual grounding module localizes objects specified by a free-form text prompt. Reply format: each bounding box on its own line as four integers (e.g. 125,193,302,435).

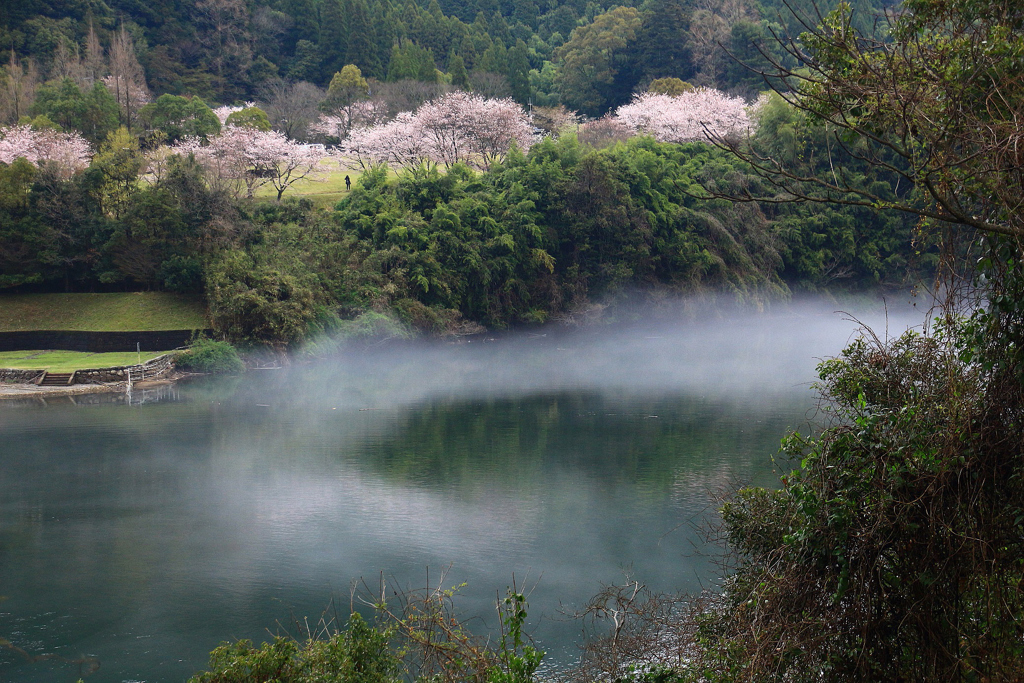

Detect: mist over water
0,297,928,683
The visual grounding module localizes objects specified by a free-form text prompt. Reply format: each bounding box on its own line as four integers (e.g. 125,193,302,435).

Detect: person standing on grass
345,175,351,191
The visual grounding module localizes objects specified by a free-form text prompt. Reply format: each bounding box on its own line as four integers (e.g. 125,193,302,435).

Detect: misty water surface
0,299,928,682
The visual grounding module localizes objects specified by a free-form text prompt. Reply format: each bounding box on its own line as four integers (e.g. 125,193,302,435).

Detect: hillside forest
1,0,925,345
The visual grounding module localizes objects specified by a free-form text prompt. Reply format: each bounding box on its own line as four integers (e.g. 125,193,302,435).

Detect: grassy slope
0,292,207,332
0,350,167,372
254,158,365,208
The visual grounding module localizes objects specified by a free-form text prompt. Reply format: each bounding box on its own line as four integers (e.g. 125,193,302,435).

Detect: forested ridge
1,0,924,346
1,0,890,109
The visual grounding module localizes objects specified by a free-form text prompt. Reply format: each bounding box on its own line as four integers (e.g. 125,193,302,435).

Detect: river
0,299,926,682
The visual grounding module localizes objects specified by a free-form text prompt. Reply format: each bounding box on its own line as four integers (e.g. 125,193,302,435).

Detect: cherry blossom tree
212,102,256,124
170,126,327,200
0,124,91,177
343,112,426,169
341,92,533,171
614,88,752,143
464,95,535,167
261,136,327,201
310,99,389,142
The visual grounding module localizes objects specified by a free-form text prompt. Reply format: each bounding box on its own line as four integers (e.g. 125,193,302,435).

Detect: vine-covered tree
671,0,1024,680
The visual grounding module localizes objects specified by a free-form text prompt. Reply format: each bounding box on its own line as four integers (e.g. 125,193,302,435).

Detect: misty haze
0,296,928,682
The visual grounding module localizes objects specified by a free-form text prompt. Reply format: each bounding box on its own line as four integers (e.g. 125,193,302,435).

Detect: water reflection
0,301,926,682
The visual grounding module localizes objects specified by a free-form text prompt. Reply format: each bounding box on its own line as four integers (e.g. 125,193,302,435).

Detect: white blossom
170,127,327,199
615,89,752,144
0,125,92,177
213,102,256,125
341,92,534,170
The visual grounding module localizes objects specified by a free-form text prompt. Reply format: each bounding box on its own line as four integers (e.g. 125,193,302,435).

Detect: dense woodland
0,0,925,344
0,0,890,112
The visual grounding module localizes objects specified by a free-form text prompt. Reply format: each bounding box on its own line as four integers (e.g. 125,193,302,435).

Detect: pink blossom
311,100,390,140
341,92,534,171
615,88,752,144
213,102,257,125
171,127,327,199
0,125,92,177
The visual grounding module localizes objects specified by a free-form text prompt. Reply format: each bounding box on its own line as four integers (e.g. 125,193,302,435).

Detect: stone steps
39,371,75,386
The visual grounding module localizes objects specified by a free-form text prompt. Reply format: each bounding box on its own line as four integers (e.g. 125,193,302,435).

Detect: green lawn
0,350,168,372
0,292,207,332
255,157,365,208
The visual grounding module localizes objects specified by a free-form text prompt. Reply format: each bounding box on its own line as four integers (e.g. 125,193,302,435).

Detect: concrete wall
0,330,209,353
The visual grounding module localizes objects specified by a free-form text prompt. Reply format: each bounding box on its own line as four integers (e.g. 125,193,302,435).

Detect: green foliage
329,138,797,330
176,338,244,374
224,107,271,131
188,613,399,683
301,311,412,358
387,41,439,82
204,246,325,345
646,78,692,96
326,65,370,104
31,78,119,144
334,311,411,341
188,588,545,683
140,94,221,144
554,7,643,116
750,93,930,290
488,590,544,683
91,127,143,219
0,158,43,289
698,317,1024,680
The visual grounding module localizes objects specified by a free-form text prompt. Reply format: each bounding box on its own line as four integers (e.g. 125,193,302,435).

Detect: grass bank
0,350,168,372
254,158,365,208
0,292,207,332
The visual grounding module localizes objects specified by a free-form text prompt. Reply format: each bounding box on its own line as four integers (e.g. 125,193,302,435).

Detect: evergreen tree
281,0,321,55
637,0,694,83
287,40,323,82
506,40,531,104
319,0,350,82
387,41,438,82
478,38,506,74
345,0,383,79
448,53,470,88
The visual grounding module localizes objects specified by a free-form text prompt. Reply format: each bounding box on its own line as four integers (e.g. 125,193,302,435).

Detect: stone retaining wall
0,369,45,383
73,354,176,384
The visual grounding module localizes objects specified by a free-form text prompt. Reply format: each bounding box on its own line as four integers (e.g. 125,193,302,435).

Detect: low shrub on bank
188,613,400,683
189,587,543,683
176,338,244,374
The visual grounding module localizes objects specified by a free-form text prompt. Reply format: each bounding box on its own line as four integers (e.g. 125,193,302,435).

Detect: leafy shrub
188,612,400,683
176,338,244,374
